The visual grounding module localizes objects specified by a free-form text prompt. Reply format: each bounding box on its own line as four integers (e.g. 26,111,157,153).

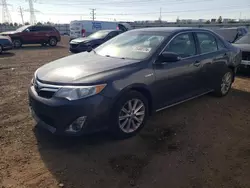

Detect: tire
0,45,2,54
213,69,233,97
109,91,148,139
48,37,57,47
13,39,22,48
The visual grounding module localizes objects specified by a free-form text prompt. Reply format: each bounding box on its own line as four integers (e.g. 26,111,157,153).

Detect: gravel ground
0,38,250,188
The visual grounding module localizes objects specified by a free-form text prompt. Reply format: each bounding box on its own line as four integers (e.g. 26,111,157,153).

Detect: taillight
81,29,86,37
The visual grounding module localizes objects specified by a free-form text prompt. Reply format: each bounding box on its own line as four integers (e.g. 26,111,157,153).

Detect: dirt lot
1,38,250,188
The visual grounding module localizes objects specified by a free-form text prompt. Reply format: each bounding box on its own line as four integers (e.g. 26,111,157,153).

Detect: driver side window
164,33,196,58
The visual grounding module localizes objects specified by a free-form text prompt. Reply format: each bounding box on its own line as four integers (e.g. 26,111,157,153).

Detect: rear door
194,31,229,90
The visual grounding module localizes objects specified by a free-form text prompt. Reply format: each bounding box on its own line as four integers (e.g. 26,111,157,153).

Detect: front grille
34,79,59,99
37,90,56,99
242,51,250,61
70,44,79,48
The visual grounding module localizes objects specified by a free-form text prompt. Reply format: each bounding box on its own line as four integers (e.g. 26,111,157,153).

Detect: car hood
0,35,11,40
70,37,100,44
36,52,139,84
232,43,250,52
0,31,18,35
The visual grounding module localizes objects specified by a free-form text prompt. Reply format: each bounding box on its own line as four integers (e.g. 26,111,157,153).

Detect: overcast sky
2,0,250,23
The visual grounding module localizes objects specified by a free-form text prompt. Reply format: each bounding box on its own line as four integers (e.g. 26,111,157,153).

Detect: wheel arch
228,65,236,82
113,84,154,115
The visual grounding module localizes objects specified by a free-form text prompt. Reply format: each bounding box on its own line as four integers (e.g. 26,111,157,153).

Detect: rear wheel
0,45,2,54
109,91,148,139
213,69,233,97
48,37,57,46
13,39,22,48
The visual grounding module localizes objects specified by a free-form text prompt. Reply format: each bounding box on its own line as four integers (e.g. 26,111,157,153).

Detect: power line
1,0,12,23
37,0,213,6
42,4,250,16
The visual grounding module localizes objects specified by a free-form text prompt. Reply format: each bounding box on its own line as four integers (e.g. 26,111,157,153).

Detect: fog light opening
65,116,87,133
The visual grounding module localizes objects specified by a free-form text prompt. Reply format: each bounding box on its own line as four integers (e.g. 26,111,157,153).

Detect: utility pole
18,6,24,25
159,7,162,22
1,0,12,23
90,8,96,21
27,0,36,24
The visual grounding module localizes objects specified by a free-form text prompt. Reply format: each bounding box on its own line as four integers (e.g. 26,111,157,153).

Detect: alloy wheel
221,72,232,95
118,99,145,133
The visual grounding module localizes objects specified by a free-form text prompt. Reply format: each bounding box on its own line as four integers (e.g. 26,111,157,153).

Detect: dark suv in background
0,25,61,48
70,30,123,53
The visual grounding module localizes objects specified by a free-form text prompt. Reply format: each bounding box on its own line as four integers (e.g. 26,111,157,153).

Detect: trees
205,20,211,24
217,16,222,23
24,22,30,25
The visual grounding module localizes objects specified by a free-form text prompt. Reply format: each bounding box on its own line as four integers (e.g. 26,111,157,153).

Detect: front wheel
213,69,233,97
109,91,148,139
0,45,2,54
13,39,22,48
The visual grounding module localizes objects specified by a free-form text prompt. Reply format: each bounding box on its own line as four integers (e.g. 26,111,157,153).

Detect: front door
153,32,203,109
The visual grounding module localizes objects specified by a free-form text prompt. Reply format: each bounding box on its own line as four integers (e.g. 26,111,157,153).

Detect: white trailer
69,20,132,39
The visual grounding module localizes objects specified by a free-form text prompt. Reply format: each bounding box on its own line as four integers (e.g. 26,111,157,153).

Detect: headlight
54,84,107,100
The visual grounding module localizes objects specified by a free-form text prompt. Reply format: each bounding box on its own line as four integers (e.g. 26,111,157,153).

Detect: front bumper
3,44,13,51
241,60,250,66
69,44,88,53
28,86,112,136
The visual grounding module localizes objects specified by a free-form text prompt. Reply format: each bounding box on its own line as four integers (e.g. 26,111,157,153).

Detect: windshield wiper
105,55,126,59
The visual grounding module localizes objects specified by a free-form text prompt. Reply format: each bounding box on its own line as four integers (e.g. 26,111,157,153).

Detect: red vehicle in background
0,25,61,48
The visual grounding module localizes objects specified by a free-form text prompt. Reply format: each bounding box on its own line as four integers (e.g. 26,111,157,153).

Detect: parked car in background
0,36,13,54
70,20,132,40
69,29,123,53
29,27,241,138
0,25,61,48
233,33,250,68
212,27,248,43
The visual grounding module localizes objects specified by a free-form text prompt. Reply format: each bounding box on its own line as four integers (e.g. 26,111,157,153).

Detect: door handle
193,61,201,67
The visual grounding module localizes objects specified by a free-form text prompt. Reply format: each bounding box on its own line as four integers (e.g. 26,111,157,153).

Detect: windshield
88,30,110,39
16,25,30,32
95,31,167,60
235,34,250,44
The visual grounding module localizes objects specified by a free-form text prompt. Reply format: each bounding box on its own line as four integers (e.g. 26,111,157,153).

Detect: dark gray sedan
0,35,13,54
29,27,241,138
232,33,250,68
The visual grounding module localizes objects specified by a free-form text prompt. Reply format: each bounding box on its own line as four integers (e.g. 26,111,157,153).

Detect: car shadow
15,45,66,51
0,52,15,58
35,88,250,188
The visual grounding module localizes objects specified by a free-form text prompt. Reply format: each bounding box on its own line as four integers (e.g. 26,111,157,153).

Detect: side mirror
157,52,180,63
23,29,30,33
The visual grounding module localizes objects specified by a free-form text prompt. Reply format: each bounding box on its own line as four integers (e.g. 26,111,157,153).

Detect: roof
95,29,118,32
133,27,211,33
